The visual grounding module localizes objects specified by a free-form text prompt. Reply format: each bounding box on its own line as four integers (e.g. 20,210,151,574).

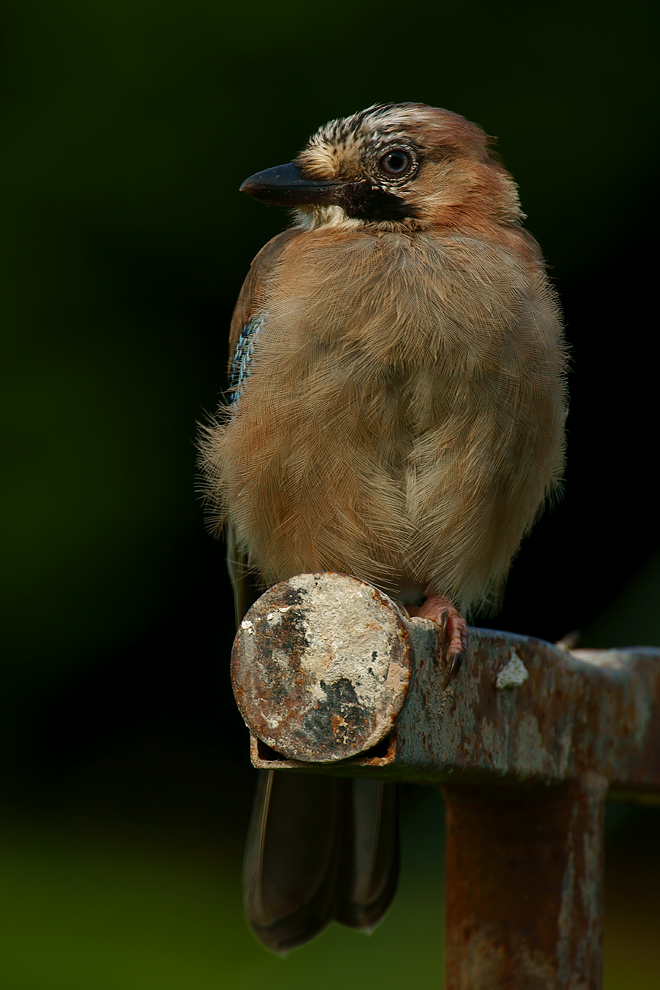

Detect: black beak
239,162,342,207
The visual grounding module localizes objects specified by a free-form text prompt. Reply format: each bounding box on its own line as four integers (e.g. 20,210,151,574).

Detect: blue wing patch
228,317,263,407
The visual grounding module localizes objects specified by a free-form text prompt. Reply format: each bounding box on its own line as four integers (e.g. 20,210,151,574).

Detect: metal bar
378,625,660,797
230,573,660,987
233,575,660,798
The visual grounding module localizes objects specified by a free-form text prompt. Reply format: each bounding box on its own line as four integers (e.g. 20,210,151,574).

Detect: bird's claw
442,651,464,691
412,594,468,688
437,607,449,640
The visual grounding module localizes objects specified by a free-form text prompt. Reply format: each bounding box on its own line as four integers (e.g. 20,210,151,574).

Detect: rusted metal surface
388,627,660,794
231,573,660,989
242,599,660,797
443,775,606,990
231,573,413,762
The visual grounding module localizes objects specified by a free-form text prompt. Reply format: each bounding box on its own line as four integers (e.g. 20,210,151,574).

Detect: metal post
230,572,660,986
443,776,606,990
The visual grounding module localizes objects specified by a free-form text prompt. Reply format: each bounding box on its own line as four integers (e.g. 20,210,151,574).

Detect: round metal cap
231,573,413,762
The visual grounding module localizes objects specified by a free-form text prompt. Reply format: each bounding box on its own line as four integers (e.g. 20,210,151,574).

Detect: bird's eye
379,149,412,177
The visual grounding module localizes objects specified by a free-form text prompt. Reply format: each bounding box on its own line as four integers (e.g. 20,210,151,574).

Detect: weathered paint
231,573,660,989
242,587,660,797
231,573,413,762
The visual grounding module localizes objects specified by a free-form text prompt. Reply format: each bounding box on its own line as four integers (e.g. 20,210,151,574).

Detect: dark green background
1,1,659,986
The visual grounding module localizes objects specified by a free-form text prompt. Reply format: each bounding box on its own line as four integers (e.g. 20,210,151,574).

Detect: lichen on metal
235,576,660,797
230,572,660,990
231,572,413,762
496,650,530,689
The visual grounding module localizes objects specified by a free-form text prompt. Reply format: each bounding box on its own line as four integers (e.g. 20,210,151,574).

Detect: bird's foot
407,594,467,688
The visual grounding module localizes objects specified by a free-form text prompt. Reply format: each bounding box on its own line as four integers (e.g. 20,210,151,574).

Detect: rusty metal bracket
231,573,660,989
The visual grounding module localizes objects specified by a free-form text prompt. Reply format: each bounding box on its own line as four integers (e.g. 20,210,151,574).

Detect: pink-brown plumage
201,105,566,619
199,103,567,952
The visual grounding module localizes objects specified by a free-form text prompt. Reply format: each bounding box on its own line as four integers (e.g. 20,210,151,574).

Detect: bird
199,102,567,953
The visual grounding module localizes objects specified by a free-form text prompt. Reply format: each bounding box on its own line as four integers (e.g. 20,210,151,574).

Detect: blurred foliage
0,0,659,986
0,791,445,990
0,796,657,989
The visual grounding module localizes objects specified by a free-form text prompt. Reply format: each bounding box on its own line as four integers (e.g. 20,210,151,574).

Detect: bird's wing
225,524,250,627
224,229,304,625
227,229,302,372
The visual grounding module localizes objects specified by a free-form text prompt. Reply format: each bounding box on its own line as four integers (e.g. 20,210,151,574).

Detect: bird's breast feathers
231,226,561,416
203,225,566,611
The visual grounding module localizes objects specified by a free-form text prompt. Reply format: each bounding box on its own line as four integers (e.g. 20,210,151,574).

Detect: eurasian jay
200,103,567,952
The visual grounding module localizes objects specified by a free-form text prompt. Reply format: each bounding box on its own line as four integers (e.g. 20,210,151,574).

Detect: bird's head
240,103,523,232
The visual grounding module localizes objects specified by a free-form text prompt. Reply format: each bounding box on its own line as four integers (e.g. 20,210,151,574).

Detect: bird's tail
243,770,399,953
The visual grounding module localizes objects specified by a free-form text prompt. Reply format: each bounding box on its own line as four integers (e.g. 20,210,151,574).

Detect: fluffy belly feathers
202,228,566,614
